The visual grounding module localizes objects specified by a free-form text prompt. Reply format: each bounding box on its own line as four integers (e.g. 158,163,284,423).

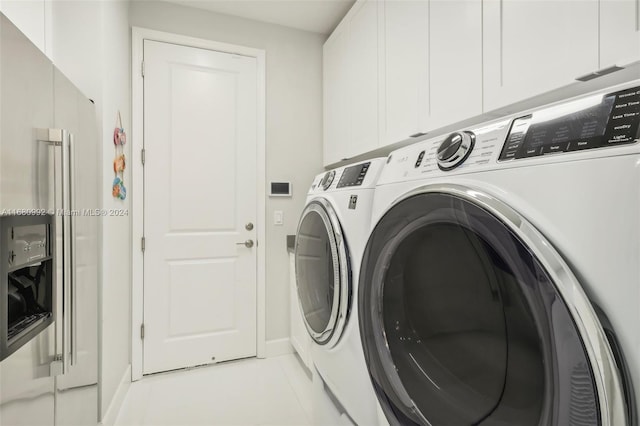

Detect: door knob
236,239,254,248
245,222,254,231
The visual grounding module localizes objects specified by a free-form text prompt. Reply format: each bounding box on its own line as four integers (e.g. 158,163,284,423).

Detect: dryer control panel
337,162,370,188
308,158,387,194
378,80,640,186
499,86,640,161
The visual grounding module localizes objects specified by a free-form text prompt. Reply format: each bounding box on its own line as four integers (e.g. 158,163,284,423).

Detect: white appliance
295,158,386,425
0,13,100,426
359,80,639,425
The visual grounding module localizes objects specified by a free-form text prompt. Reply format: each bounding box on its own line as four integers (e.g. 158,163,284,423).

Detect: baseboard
265,337,294,358
100,364,131,426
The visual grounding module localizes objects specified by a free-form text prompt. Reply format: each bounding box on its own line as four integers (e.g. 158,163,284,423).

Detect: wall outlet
274,210,284,225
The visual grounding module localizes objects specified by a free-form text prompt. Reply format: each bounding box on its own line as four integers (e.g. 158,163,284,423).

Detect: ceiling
161,0,356,35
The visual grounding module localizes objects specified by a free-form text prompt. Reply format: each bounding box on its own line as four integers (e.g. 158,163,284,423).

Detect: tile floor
115,354,313,426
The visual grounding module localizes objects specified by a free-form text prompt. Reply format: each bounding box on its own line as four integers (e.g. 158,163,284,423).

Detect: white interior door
143,40,258,374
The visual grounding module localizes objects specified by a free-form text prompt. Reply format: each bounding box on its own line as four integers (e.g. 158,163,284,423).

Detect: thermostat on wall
269,181,292,197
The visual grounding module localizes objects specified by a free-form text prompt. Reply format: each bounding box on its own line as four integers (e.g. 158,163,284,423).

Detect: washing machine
359,80,640,425
295,158,386,425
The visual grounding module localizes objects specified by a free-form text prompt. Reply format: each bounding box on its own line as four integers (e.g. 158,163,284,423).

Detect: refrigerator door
0,328,56,425
0,14,55,211
0,13,56,426
1,13,100,426
53,69,99,426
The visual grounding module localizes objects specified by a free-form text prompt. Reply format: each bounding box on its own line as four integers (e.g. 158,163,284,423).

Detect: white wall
130,0,324,342
1,0,132,420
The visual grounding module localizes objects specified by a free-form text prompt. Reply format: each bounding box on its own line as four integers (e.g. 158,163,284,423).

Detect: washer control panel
437,131,476,170
378,81,640,186
499,86,640,161
379,119,508,185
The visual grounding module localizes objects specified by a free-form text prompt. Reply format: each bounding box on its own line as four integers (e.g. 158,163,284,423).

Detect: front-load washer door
295,198,350,348
359,184,630,426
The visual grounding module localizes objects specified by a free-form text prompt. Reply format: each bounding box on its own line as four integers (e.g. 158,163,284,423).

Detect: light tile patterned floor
115,354,312,426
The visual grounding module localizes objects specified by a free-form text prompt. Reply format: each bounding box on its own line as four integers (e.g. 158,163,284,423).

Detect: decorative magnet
113,154,126,173
118,129,127,145
112,176,127,200
112,177,121,198
113,111,127,145
119,182,127,200
112,110,128,201
113,127,127,145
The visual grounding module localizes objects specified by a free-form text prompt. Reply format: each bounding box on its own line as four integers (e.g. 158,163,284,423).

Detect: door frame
131,27,267,381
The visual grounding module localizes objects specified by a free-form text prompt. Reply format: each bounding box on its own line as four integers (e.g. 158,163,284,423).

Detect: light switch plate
274,210,284,225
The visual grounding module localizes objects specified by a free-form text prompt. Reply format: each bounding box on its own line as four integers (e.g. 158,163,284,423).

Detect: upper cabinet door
382,0,429,146
323,0,379,165
323,26,350,166
429,0,482,130
382,0,482,144
483,0,599,112
600,0,640,68
346,0,379,158
0,1,48,55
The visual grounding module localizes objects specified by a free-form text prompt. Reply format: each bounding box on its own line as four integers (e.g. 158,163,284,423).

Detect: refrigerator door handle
68,132,77,366
60,129,72,373
37,128,73,373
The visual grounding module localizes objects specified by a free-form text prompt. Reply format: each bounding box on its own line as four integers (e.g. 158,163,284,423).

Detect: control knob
320,170,335,190
436,131,475,171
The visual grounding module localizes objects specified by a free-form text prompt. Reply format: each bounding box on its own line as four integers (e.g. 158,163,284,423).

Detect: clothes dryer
295,158,386,425
360,82,640,426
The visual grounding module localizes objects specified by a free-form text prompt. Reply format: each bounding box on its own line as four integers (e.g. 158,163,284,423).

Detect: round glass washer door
295,198,350,347
359,184,628,426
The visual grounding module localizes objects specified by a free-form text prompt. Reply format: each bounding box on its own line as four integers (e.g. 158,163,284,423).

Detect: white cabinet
381,0,482,145
600,0,640,68
0,0,48,55
347,0,379,157
289,252,312,371
381,0,429,145
381,0,482,144
323,0,379,165
325,0,635,162
323,25,350,166
483,0,599,112
429,0,482,129
328,0,482,159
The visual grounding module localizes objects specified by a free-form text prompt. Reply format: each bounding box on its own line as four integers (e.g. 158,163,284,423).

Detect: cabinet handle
576,65,624,82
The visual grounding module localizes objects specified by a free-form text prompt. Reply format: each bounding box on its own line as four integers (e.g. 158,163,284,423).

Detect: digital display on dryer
337,162,370,188
499,86,640,161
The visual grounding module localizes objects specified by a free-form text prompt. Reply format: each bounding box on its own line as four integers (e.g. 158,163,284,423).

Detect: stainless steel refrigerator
0,13,100,426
